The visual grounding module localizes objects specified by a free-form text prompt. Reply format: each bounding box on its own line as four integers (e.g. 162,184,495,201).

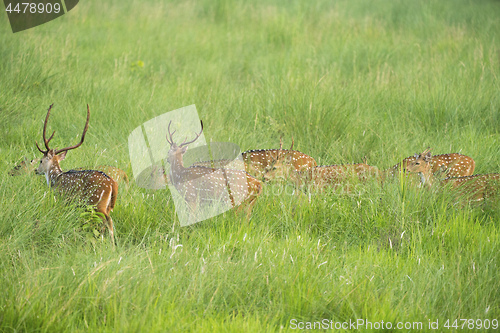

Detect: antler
422,147,432,162
35,103,56,154
279,136,294,151
166,121,176,146
53,104,91,155
179,120,204,148
166,120,204,147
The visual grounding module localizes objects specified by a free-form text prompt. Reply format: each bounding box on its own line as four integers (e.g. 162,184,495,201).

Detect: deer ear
424,150,432,161
57,151,67,161
181,146,188,154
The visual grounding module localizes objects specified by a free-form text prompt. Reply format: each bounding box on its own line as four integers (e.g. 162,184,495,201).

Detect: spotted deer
35,104,118,244
243,138,317,181
166,121,262,217
292,163,380,193
385,148,475,179
407,149,499,202
10,158,129,184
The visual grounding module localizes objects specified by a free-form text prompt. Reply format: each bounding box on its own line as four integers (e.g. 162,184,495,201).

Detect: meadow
1,0,500,331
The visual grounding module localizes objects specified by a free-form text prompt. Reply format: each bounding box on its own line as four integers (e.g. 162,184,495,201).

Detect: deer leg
185,200,198,224
244,198,256,219
94,208,115,247
235,196,257,219
106,215,115,247
96,195,115,247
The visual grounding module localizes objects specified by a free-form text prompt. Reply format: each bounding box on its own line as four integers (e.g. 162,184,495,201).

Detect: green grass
1,0,500,331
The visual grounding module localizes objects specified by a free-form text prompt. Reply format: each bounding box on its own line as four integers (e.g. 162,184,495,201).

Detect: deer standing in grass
166,121,262,217
407,149,499,202
385,148,475,179
243,138,318,181
35,104,118,244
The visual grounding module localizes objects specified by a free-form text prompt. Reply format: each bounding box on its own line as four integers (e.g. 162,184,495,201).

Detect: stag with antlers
35,104,118,245
165,121,262,219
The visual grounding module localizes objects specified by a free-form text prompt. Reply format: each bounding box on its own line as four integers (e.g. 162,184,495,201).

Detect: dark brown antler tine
35,141,46,153
46,130,55,144
166,120,176,145
290,136,294,151
423,147,433,161
41,103,54,151
179,120,203,148
55,104,90,155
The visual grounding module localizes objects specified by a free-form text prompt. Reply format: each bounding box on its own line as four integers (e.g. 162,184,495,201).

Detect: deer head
406,148,433,185
35,103,90,182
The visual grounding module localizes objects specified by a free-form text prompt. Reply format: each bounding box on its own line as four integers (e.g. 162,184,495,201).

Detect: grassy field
1,0,500,331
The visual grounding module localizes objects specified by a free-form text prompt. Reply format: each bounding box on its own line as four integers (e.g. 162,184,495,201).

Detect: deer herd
9,104,500,245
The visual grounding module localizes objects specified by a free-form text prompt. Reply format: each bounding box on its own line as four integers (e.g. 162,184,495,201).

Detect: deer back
54,169,118,207
431,153,475,178
314,163,379,181
94,166,129,184
64,165,128,184
441,173,500,201
189,158,246,170
294,163,379,189
243,149,317,180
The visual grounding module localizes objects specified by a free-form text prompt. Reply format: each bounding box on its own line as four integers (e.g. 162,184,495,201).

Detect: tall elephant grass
1,0,500,331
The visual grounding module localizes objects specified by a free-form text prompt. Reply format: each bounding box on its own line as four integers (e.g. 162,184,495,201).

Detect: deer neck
169,153,188,185
46,161,64,187
418,171,433,187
